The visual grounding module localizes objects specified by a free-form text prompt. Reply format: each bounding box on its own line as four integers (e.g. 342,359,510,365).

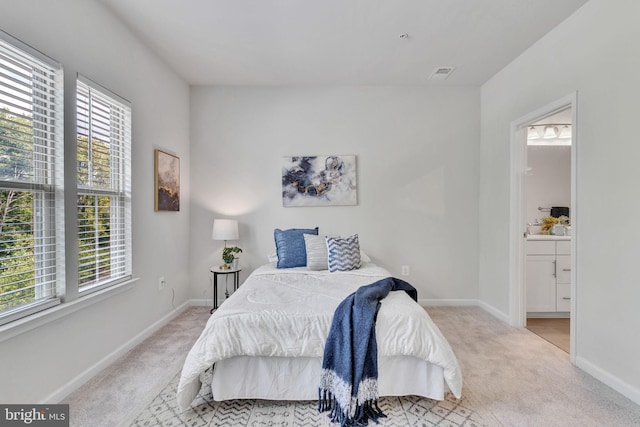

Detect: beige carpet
64,306,640,427
64,307,210,427
429,307,640,426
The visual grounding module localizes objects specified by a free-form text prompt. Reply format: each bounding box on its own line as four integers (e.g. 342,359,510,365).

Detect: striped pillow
326,234,361,272
303,234,329,270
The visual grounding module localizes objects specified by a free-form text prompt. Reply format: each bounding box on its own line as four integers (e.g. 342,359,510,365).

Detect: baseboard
575,356,640,406
476,300,510,324
419,299,511,325
190,298,210,307
420,298,478,307
43,299,194,404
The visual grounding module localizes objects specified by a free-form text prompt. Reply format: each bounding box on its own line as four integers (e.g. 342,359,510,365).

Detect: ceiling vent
429,67,456,80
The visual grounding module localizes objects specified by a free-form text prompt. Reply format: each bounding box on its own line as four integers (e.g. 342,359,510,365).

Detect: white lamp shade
558,125,572,139
527,126,540,139
212,219,239,241
543,126,558,139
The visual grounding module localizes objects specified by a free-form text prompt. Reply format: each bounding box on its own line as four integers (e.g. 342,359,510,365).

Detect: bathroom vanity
526,235,571,316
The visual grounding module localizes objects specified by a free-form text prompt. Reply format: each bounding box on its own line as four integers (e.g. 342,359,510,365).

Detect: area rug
122,369,499,427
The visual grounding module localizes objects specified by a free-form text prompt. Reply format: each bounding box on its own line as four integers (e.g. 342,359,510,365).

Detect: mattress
176,262,462,410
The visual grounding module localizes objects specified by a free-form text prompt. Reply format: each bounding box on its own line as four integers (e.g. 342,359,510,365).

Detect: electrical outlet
401,265,410,276
158,276,166,290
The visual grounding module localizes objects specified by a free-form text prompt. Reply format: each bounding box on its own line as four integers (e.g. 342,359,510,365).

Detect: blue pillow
327,234,361,272
274,227,319,268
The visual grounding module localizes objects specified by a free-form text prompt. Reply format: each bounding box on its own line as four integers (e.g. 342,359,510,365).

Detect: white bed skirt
211,356,446,401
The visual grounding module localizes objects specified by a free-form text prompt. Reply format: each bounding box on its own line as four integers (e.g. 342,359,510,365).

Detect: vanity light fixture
527,123,572,146
543,125,558,139
558,125,572,139
528,126,540,139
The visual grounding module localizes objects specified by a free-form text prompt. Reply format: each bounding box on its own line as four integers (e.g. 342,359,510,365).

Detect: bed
176,261,462,411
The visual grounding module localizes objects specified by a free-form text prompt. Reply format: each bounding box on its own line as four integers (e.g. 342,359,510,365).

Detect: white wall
0,0,191,403
526,146,571,225
189,86,480,305
479,0,640,403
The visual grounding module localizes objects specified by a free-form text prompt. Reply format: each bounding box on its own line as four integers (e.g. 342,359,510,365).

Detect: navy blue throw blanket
318,277,417,426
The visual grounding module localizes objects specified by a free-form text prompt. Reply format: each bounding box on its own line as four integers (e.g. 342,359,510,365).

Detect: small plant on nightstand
222,246,242,269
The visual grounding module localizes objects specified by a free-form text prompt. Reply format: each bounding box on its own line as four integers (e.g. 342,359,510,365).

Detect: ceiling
98,0,589,86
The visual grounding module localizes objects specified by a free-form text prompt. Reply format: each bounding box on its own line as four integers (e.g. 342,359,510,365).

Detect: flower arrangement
540,215,570,234
540,216,558,235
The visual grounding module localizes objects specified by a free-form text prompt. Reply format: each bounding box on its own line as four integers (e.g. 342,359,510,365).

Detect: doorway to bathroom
509,93,577,362
524,107,572,353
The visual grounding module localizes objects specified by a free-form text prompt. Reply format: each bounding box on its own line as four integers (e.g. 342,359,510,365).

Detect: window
76,77,131,293
0,31,64,325
0,31,134,328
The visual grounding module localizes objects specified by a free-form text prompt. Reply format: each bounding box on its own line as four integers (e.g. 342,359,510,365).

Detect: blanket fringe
318,389,333,412
318,388,386,427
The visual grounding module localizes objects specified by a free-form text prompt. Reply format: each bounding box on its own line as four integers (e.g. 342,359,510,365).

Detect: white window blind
0,31,64,325
76,76,131,293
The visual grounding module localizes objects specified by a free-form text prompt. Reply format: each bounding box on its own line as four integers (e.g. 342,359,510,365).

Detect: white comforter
176,263,462,410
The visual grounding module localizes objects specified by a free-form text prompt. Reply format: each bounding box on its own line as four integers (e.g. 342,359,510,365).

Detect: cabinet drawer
556,255,571,284
526,241,556,255
557,240,571,255
556,283,571,312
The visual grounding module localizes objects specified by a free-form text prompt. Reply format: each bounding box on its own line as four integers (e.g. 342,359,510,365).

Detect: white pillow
303,234,329,270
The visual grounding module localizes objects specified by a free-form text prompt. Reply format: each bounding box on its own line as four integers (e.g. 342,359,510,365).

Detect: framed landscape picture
154,149,180,211
281,155,357,207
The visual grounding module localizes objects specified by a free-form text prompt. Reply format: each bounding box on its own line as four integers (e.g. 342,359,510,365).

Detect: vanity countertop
526,234,571,241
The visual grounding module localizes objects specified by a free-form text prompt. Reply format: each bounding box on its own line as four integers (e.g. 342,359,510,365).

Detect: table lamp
212,219,239,269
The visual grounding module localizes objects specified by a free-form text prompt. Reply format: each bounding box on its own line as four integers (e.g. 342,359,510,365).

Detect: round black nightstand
210,268,241,313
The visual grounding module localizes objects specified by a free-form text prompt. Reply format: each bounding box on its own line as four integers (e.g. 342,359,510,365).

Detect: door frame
509,92,577,363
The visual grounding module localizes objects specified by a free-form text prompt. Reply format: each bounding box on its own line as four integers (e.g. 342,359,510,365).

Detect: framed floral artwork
154,149,180,211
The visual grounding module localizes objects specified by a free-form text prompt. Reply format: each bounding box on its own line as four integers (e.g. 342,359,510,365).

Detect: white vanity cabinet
526,238,571,314
555,241,571,312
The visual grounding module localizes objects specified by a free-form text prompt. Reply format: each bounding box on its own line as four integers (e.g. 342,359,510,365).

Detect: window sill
0,278,139,344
